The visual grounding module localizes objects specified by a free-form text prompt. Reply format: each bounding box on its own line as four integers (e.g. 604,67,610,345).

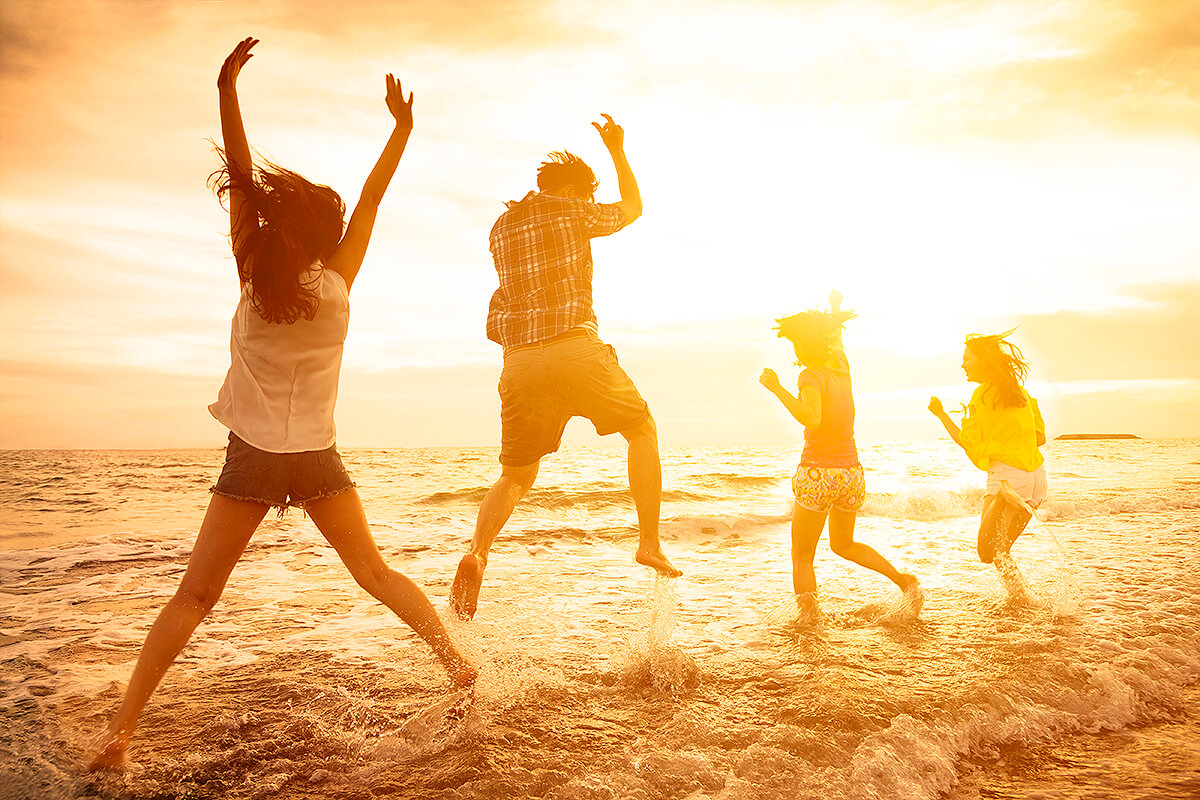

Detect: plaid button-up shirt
486,191,628,348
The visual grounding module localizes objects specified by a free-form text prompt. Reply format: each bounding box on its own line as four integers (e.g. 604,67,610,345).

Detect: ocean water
1,439,1197,799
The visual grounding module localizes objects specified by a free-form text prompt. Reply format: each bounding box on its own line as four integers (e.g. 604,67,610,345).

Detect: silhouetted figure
89,38,475,770
929,330,1047,596
761,291,921,619
450,115,681,620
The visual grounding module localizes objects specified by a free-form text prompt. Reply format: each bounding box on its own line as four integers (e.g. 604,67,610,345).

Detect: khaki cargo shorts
498,328,649,466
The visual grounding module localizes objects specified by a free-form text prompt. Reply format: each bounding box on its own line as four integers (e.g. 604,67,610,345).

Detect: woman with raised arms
90,38,475,769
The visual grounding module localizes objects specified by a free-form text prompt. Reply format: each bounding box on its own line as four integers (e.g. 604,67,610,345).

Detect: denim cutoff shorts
211,432,355,511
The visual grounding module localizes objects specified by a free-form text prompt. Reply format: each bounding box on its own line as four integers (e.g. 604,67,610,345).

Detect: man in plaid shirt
451,114,682,620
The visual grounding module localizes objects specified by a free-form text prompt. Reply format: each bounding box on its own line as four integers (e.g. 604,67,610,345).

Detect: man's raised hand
591,113,625,152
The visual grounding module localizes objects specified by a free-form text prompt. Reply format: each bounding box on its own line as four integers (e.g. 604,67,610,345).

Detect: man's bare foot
635,546,682,578
450,553,484,620
87,728,130,771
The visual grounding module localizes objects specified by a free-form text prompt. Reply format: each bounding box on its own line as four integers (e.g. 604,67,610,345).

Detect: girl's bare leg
791,504,826,610
89,494,267,770
827,508,917,591
994,484,1034,557
978,492,1033,563
990,502,1035,600
305,488,477,688
976,495,1006,563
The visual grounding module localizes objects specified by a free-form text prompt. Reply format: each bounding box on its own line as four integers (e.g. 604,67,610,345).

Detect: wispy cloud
2,0,1199,446
1016,281,1200,382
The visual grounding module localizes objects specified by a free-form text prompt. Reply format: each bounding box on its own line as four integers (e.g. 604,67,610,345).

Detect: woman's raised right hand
218,37,258,91
385,74,414,130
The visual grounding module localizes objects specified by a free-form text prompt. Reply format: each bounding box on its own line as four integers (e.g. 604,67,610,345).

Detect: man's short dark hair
536,151,599,197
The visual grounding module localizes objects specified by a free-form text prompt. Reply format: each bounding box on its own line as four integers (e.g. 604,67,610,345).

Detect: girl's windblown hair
774,309,853,368
210,149,346,324
965,329,1030,409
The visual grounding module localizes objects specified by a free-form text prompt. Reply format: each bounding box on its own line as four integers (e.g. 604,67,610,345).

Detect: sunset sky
2,0,1198,449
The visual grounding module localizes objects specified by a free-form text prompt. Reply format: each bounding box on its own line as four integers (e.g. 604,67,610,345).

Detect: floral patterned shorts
791,464,866,513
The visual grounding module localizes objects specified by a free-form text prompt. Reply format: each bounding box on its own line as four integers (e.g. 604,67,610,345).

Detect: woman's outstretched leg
305,488,476,688
89,494,267,770
826,509,917,591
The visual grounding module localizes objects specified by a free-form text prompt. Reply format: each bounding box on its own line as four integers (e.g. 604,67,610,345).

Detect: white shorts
986,461,1047,508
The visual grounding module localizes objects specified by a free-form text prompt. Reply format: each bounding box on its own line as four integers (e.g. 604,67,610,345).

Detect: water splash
619,575,701,695
363,688,474,762
880,582,925,626
993,553,1036,606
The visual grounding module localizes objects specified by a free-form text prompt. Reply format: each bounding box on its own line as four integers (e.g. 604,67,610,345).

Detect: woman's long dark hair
210,149,346,324
965,329,1030,409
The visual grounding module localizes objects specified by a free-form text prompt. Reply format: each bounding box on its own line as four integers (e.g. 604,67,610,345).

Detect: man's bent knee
501,461,540,493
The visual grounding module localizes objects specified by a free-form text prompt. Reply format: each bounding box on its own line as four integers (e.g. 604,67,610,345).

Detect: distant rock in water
1055,433,1141,440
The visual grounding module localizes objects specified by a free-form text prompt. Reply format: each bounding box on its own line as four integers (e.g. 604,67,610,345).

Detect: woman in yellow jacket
928,331,1047,569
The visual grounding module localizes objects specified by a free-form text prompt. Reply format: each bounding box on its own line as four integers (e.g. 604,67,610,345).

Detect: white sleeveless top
209,267,349,453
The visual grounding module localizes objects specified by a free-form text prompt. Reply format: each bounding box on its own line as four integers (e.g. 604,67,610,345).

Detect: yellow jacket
960,385,1045,472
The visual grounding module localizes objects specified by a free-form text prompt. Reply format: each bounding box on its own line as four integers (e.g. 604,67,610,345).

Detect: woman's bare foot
794,591,822,625
87,728,130,771
448,659,479,691
450,553,484,620
897,574,925,616
635,546,682,578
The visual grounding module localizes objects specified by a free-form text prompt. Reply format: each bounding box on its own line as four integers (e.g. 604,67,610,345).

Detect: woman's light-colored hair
965,329,1030,409
210,149,346,324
